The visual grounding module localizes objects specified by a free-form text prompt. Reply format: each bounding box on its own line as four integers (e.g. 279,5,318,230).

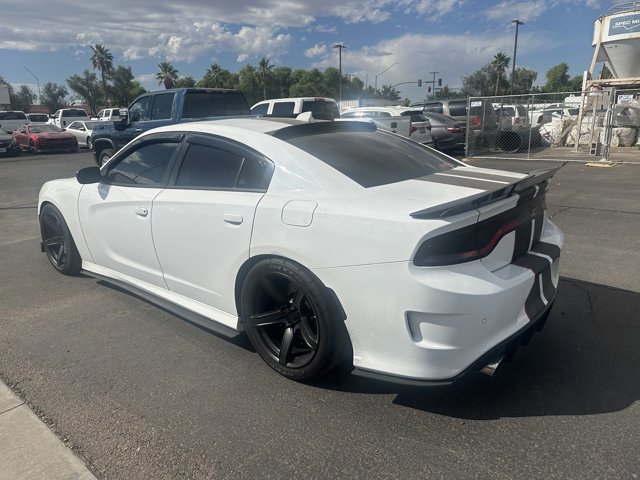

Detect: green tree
175,76,196,88
491,51,510,96
109,66,145,106
272,66,293,97
41,82,68,112
238,65,261,106
344,76,365,100
544,63,570,92
89,44,114,104
256,57,274,100
203,64,224,87
67,71,101,115
379,84,400,101
568,75,583,91
13,85,37,110
461,64,495,97
157,62,178,89
511,67,538,95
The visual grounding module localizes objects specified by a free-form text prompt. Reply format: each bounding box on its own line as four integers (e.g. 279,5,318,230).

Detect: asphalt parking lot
1,150,639,479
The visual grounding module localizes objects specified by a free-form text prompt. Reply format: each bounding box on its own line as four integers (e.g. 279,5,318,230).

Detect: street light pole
375,62,398,94
511,19,524,95
333,43,346,104
23,66,41,103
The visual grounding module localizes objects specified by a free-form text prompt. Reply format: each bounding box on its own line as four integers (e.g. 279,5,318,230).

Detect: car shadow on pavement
313,277,640,419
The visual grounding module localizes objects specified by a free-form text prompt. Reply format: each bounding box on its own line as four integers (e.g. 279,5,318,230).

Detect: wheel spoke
249,306,289,327
56,244,65,263
299,317,318,350
290,288,304,310
44,236,65,248
278,326,295,366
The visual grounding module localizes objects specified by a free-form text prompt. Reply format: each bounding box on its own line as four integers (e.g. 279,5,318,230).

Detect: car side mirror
76,166,102,184
113,108,129,131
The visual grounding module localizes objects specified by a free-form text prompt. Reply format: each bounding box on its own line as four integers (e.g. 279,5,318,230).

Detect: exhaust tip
481,356,505,377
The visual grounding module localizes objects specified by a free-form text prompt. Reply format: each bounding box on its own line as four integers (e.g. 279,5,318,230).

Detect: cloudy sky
0,0,606,102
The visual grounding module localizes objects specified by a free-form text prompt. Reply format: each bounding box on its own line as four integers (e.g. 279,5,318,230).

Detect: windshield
84,121,99,129
29,125,62,133
0,111,28,120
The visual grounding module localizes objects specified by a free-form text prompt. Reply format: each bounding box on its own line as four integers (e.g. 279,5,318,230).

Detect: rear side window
422,103,443,114
272,102,295,115
283,130,454,188
401,111,427,122
175,142,271,190
151,93,175,120
447,101,467,117
182,91,250,117
302,100,340,117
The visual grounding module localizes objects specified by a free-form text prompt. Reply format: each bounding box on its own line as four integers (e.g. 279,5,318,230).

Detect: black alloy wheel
39,204,81,275
86,137,93,150
241,258,347,380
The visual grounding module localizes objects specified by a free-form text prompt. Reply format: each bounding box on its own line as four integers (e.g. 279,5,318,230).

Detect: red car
13,124,78,153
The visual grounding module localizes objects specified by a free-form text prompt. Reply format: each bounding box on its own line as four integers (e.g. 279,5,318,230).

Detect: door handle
135,128,143,132
135,206,148,217
223,213,243,225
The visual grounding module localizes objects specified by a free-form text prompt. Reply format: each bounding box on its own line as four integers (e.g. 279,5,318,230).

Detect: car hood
34,132,74,139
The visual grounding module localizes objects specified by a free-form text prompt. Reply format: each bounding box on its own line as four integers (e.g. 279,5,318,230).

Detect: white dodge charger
38,118,563,384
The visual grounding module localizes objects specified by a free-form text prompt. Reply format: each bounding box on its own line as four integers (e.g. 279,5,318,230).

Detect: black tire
29,140,37,154
86,137,93,150
497,132,522,153
99,148,114,166
39,204,82,275
240,258,347,381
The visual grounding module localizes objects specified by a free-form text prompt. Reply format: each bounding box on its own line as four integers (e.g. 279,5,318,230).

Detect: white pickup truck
47,108,90,129
340,106,433,145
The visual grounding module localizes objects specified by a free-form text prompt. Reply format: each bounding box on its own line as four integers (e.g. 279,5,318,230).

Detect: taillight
410,124,417,134
413,191,546,266
471,115,481,126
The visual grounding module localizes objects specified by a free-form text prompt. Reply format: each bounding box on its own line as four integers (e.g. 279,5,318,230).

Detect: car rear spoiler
410,162,566,219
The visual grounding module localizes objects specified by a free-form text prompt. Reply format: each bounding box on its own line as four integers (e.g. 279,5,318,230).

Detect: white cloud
403,0,465,18
483,0,547,22
305,43,328,58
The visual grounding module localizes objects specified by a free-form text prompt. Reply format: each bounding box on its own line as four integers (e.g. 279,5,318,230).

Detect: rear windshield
400,111,427,122
62,109,88,117
301,100,340,118
182,91,250,117
28,114,49,122
282,129,455,188
0,111,28,120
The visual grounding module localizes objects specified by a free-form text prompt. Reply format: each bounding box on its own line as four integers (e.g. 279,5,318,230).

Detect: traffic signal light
438,78,442,86
428,86,431,93
417,79,422,87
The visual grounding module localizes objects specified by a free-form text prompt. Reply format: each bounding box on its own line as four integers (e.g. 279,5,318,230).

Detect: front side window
105,140,179,186
129,96,151,122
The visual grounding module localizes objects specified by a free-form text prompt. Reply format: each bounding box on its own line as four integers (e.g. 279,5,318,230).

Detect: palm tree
491,51,510,96
205,63,223,88
256,57,274,100
89,44,114,105
156,62,178,89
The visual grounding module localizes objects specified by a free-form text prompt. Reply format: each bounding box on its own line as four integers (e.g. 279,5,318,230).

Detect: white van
0,111,30,133
251,97,340,119
48,108,89,129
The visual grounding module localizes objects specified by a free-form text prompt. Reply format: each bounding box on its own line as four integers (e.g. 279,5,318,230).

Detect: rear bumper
314,219,563,383
352,296,555,386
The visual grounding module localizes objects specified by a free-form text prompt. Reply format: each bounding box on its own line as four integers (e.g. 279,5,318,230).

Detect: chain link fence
465,89,640,163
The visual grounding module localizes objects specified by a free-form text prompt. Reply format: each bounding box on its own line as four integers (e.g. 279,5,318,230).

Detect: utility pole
333,43,346,104
375,62,398,93
430,71,439,98
511,19,524,95
23,66,41,103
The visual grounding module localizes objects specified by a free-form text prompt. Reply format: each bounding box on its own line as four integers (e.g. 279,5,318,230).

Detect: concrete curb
0,381,97,480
